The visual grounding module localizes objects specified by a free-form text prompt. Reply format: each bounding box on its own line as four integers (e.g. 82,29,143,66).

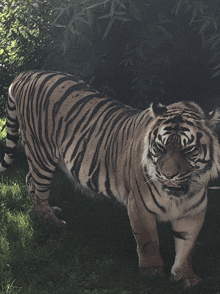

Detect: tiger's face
142,102,220,197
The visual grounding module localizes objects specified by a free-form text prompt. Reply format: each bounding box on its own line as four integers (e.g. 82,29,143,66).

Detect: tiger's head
142,101,220,197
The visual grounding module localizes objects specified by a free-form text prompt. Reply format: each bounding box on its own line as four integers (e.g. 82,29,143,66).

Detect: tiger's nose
162,171,178,180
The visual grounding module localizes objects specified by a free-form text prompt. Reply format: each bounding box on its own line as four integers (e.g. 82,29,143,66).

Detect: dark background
1,0,220,115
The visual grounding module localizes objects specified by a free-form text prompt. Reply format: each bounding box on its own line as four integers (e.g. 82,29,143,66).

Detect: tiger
1,70,220,289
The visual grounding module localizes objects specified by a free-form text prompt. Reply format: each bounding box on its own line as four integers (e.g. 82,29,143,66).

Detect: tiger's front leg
127,195,164,275
26,171,66,227
171,209,206,289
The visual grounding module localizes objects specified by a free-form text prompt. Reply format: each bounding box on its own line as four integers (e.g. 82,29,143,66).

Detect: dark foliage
1,0,220,117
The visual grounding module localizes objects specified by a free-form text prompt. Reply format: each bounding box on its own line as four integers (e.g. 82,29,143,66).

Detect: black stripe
172,230,188,240
135,180,157,215
27,156,55,182
6,122,19,132
185,120,194,126
7,103,16,111
80,99,110,132
1,160,11,168
148,183,166,213
89,138,103,176
104,151,116,200
55,117,63,146
104,109,134,148
71,135,89,180
6,133,19,144
61,109,90,145
53,83,95,117
6,116,18,124
70,128,90,162
187,190,207,212
8,96,15,104
87,161,101,193
5,146,17,155
65,95,107,123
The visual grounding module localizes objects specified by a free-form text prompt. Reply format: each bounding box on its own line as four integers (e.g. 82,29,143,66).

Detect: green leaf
82,0,110,10
157,25,172,39
211,70,220,78
32,2,39,11
199,19,211,36
102,17,114,40
114,15,130,22
51,8,66,26
68,24,80,36
210,37,220,50
207,34,220,42
212,18,218,30
115,0,126,9
99,14,110,19
173,0,183,16
110,0,116,18
212,63,220,70
189,7,198,26
86,9,94,27
52,23,66,28
113,11,126,15
76,16,90,25
129,0,142,21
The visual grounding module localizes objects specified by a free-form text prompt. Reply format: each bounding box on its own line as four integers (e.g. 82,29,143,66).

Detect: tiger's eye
183,145,199,155
153,142,165,154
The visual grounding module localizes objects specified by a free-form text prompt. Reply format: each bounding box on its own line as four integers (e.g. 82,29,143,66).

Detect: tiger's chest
146,188,208,222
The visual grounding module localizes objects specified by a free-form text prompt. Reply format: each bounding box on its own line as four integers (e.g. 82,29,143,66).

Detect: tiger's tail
0,84,19,172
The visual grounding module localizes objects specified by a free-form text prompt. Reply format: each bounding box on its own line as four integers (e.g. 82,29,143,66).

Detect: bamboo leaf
157,25,172,39
52,24,66,28
32,2,39,11
52,8,66,26
173,0,183,16
199,19,211,36
213,19,218,30
212,63,220,70
99,14,110,19
114,15,130,22
129,0,141,21
87,9,94,27
210,37,220,50
102,18,114,40
76,16,89,25
113,11,126,15
207,34,220,42
82,0,110,11
189,7,198,26
115,0,126,9
110,0,116,18
211,69,220,78
68,24,80,36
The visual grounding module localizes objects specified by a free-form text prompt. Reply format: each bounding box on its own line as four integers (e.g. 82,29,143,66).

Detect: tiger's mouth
163,184,189,196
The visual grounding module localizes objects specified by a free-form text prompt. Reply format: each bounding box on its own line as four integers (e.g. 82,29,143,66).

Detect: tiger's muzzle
162,183,190,197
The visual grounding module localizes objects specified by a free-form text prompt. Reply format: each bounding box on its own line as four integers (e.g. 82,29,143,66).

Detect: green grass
0,128,220,293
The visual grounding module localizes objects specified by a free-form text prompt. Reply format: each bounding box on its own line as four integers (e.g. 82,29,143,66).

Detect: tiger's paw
139,265,164,276
171,272,201,289
34,203,66,227
183,276,202,289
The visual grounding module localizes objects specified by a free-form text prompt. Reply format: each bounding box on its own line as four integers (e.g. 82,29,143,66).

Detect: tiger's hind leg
26,164,66,227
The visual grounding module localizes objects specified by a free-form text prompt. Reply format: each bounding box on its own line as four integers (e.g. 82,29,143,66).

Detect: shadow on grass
0,151,220,294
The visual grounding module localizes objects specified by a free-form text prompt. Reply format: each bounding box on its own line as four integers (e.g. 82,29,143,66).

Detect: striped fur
1,71,220,288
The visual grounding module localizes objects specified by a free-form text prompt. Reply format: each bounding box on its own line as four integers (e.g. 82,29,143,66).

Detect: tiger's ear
151,103,167,116
206,108,220,130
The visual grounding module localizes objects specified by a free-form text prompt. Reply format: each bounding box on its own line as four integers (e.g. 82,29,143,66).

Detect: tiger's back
2,70,220,289
8,71,145,204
